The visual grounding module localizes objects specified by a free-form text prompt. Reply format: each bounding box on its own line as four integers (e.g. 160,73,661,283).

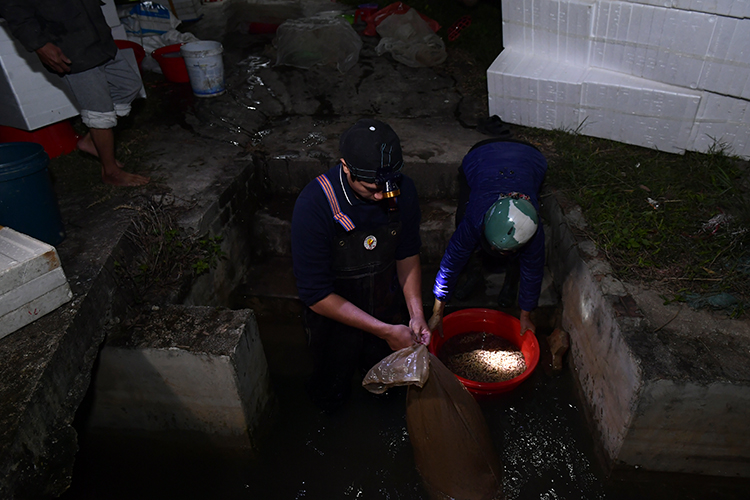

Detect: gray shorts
63,50,143,129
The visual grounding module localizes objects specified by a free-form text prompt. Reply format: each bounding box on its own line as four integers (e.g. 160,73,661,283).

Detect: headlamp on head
483,196,539,252
340,119,404,198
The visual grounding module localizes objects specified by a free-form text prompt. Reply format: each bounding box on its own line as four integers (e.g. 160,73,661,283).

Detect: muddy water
62,315,749,499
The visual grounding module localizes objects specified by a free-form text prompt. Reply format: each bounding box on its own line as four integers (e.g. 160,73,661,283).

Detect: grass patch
519,127,750,317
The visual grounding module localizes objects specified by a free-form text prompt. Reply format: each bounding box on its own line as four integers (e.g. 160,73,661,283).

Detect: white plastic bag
375,9,447,68
274,14,363,73
120,1,181,37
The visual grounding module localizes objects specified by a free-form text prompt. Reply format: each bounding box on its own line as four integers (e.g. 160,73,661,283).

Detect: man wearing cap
291,118,430,411
429,138,548,336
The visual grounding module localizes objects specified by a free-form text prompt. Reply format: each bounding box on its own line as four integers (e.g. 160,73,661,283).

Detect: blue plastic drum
0,142,65,245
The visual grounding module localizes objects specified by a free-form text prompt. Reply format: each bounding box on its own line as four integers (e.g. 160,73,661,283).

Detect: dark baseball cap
339,119,403,183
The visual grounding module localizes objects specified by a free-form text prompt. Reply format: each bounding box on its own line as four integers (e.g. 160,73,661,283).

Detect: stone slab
89,305,272,448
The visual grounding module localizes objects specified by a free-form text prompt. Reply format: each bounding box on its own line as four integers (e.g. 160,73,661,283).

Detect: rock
548,328,570,373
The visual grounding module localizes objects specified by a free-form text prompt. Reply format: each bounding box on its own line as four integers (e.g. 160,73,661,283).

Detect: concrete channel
1,1,749,498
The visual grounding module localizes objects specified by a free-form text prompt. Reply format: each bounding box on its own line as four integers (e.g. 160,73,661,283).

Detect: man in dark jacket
291,119,430,411
429,138,548,336
0,0,149,186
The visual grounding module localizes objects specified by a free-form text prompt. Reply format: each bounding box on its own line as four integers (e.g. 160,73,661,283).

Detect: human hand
35,42,71,73
385,324,419,351
409,316,431,346
520,309,535,336
427,298,444,338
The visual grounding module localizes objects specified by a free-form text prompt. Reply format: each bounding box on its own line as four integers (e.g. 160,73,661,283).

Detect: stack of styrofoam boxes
0,0,132,131
0,226,73,340
490,0,750,158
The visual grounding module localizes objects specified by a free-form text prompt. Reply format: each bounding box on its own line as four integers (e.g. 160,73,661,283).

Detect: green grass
520,127,750,317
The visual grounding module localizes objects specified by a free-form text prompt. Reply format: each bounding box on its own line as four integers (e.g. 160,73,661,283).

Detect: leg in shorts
63,50,142,129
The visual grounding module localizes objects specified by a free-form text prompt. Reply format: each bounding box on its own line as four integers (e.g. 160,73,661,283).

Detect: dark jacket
433,140,548,311
0,0,117,73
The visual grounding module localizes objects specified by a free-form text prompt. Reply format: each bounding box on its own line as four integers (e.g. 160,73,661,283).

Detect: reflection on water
62,316,749,499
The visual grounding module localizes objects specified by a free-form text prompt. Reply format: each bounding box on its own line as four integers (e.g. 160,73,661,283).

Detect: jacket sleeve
0,2,50,53
433,218,480,301
517,224,545,311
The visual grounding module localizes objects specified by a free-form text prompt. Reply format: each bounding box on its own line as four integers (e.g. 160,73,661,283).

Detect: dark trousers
304,308,394,412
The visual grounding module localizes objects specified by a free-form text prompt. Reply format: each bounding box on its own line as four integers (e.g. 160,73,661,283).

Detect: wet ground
60,312,750,500
8,2,747,498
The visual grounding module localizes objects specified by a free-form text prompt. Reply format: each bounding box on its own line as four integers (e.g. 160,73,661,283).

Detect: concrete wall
543,188,750,477
89,306,271,448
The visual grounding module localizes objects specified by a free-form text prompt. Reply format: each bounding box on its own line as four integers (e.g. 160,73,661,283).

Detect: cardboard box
0,226,73,340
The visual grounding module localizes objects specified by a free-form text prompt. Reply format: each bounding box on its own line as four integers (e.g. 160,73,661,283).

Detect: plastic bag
362,343,430,394
363,345,504,500
363,2,441,37
375,9,447,68
119,1,181,37
273,14,363,73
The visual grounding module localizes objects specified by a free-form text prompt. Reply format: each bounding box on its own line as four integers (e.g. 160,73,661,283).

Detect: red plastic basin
429,308,540,398
114,39,146,74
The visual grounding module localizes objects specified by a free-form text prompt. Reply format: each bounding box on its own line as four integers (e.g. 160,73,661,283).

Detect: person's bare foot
102,169,150,186
78,134,124,169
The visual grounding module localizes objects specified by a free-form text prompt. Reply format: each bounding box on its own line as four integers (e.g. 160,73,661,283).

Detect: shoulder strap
316,174,356,232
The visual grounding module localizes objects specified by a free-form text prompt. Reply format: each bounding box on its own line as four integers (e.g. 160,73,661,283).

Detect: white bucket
180,41,226,97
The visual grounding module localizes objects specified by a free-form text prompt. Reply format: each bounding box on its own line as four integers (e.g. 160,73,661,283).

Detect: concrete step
250,196,483,265
243,195,560,325
88,305,273,448
228,254,560,332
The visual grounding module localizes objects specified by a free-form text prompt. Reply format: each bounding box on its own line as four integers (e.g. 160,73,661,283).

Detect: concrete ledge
0,207,132,499
543,188,750,477
89,305,272,449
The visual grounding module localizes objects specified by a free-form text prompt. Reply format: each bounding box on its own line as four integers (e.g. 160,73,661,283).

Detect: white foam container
0,226,72,339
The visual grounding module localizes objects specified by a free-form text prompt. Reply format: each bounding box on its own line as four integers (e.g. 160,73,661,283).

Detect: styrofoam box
0,226,72,340
579,66,701,153
689,91,750,158
488,48,586,130
487,49,705,154
591,1,750,100
502,0,597,66
634,0,749,18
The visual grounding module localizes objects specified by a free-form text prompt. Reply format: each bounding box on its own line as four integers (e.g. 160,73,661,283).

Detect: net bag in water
363,344,503,500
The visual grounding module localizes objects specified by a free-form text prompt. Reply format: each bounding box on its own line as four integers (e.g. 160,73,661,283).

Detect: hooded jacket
433,139,548,311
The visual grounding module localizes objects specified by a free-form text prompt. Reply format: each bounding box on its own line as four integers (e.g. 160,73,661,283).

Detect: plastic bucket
152,44,190,83
180,41,226,97
0,142,65,246
429,308,540,399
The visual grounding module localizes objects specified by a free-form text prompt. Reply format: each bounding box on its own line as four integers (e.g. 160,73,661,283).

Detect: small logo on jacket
364,235,377,250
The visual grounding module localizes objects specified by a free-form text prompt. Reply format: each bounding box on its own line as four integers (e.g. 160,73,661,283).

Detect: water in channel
62,314,749,500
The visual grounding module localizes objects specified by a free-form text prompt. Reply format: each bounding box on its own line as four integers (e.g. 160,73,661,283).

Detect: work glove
427,298,444,338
